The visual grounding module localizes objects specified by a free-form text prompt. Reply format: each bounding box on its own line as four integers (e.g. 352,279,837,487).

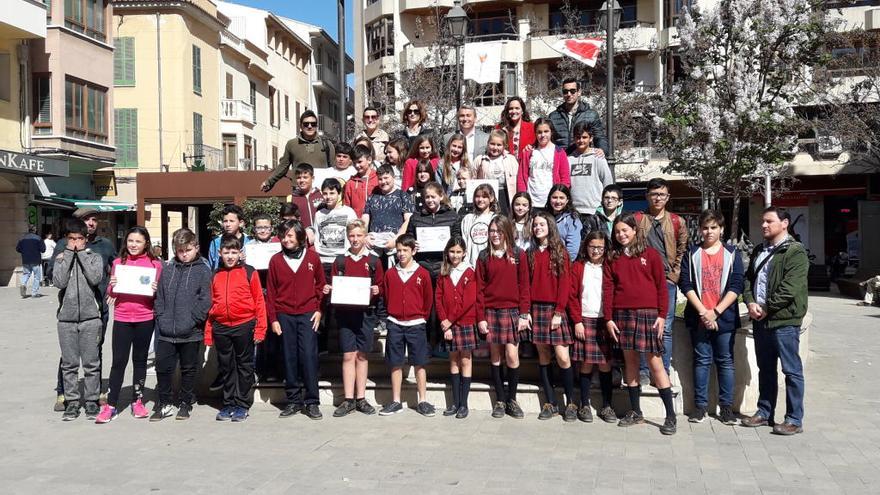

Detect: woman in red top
497,96,535,159
436,236,478,419
603,213,676,435
527,211,575,422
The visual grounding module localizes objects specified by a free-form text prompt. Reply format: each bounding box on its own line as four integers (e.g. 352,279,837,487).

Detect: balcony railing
528,20,656,38
313,63,342,92
220,99,255,124
185,143,224,171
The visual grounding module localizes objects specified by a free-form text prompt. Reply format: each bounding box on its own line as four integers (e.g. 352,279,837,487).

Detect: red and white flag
551,37,605,67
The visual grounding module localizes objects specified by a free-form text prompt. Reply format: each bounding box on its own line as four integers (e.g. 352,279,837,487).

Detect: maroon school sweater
436,267,477,326
602,247,669,320
475,250,531,316
266,249,326,322
529,248,570,314
383,264,433,321
330,252,385,306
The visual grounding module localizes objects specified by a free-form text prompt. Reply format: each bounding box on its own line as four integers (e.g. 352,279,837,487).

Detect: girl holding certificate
96,227,163,424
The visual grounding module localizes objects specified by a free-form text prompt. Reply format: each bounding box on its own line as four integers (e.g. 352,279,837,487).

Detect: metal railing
185,143,224,171
527,20,656,38
220,99,255,123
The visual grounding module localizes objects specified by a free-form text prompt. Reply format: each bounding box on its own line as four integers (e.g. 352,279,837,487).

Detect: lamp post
598,1,622,178
445,0,469,111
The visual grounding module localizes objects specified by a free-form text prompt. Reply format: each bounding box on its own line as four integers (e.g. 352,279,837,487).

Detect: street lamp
445,0,469,111
598,0,621,178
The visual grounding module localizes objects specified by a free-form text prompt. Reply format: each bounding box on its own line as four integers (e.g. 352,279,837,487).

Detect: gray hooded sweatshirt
53,249,104,323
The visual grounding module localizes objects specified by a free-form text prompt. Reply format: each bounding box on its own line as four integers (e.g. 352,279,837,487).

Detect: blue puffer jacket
555,212,583,261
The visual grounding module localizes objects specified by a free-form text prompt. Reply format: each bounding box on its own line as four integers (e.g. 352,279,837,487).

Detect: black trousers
213,320,256,409
107,319,154,406
279,312,320,405
155,339,201,406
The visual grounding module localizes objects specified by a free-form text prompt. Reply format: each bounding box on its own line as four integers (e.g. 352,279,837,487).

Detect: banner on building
463,42,503,84
551,37,605,67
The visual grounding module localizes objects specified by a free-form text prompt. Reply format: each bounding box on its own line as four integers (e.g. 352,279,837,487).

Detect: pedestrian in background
16,225,45,298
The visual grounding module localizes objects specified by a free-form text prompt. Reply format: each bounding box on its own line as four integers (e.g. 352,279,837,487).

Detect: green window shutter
114,108,138,168
114,37,135,86
192,45,201,94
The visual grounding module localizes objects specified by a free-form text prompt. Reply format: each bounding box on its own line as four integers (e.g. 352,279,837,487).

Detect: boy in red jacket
379,233,435,417
205,235,267,422
343,145,380,217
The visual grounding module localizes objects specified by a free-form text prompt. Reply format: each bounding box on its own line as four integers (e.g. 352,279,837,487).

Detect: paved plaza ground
0,287,877,494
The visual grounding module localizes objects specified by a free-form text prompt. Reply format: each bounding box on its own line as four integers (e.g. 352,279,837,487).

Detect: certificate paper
416,226,451,252
465,179,499,203
246,242,282,270
331,276,372,306
114,265,157,296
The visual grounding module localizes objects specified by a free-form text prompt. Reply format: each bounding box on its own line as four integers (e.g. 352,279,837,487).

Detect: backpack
334,254,381,282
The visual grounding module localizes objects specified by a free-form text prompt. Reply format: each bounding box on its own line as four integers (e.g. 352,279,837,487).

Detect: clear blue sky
232,0,354,56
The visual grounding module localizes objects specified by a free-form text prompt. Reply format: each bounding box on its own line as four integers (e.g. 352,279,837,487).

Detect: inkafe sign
0,149,69,178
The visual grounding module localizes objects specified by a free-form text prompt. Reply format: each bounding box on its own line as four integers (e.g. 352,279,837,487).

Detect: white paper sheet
246,242,282,270
416,226,451,253
114,265,157,296
330,276,372,306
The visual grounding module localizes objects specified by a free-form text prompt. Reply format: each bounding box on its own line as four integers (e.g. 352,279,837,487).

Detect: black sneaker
379,401,404,416
660,416,677,435
84,402,100,420
62,403,81,421
597,406,617,423
442,404,458,417
563,403,578,422
719,406,737,425
688,406,707,423
355,399,376,415
538,403,558,420
304,404,323,420
491,401,506,418
150,404,174,422
333,399,356,418
416,401,436,417
176,403,192,420
578,404,594,423
506,400,524,419
617,410,645,427
455,406,469,419
279,403,303,418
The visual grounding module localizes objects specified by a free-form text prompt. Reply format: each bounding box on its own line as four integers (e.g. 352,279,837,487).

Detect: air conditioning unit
817,135,842,156
866,8,880,31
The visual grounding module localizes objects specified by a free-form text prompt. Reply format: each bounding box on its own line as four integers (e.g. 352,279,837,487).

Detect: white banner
463,42,503,84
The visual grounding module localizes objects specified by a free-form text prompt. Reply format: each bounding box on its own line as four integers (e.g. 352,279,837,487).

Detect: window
366,16,394,62
114,109,138,168
249,80,256,123
367,74,395,116
222,134,237,170
665,0,692,28
65,0,105,41
474,63,517,107
269,87,276,127
272,145,278,167
192,45,202,94
468,10,517,41
225,73,233,99
0,53,10,101
113,37,135,86
243,136,253,169
295,101,301,122
65,78,107,143
33,75,51,135
193,112,203,146
284,95,289,121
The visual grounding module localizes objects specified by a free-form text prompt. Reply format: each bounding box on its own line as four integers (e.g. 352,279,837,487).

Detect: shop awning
37,196,135,212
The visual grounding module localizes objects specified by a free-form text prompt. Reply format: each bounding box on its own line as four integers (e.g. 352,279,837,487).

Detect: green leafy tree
208,198,284,237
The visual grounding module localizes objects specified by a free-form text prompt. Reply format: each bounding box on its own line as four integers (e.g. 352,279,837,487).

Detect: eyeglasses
603,196,620,202
406,109,420,116
302,121,318,128
562,88,578,95
254,226,272,231
648,192,669,199
588,246,606,252
363,115,379,121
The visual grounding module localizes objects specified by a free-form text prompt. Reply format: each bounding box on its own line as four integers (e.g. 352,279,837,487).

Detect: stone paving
0,287,877,494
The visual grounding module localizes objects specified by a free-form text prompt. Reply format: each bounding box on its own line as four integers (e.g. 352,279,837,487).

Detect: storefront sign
93,171,117,197
0,149,68,177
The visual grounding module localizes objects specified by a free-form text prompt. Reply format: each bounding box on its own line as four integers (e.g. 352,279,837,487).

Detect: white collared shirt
581,262,603,318
450,262,471,286
388,262,426,326
284,251,305,273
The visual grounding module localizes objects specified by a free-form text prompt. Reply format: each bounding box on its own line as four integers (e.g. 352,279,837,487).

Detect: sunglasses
562,88,578,95
406,109,420,115
301,121,318,128
363,115,379,121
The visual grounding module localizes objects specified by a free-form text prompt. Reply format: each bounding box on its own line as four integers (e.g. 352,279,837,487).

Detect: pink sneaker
95,404,117,424
131,398,149,419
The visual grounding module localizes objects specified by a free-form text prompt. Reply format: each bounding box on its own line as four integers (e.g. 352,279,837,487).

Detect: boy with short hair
280,202,301,222
208,204,249,269
379,234,435,417
246,214,283,382
327,220,384,417
327,142,357,184
205,235,267,422
583,183,624,238
343,145,380,218
54,218,105,421
290,163,324,234
152,228,213,421
313,178,359,267
362,164,415,265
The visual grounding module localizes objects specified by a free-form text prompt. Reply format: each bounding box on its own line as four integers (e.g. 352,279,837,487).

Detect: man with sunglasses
548,78,608,155
355,107,390,162
261,110,335,193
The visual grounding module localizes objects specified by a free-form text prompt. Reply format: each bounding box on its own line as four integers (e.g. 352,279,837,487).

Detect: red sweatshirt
475,250,530,317
266,249,326,322
330,252,385,306
602,247,669,320
291,187,324,229
401,157,440,190
383,264,433,321
529,248,570,314
343,171,379,217
436,267,477,326
205,264,267,346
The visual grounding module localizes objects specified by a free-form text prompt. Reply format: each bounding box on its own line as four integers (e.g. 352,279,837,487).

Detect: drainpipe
338,0,346,141
156,13,165,171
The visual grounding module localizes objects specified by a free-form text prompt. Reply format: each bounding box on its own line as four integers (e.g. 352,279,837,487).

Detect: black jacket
548,100,609,154
406,204,461,276
392,126,436,153
154,256,213,343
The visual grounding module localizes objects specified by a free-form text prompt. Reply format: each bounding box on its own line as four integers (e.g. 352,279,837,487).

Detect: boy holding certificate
379,234,435,417
325,220,384,417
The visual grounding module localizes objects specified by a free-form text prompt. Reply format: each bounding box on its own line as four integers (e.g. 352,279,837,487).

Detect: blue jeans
753,321,805,426
640,280,676,374
21,263,42,296
689,323,735,408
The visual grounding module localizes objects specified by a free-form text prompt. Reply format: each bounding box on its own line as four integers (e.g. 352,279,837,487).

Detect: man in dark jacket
16,225,45,298
151,228,213,421
548,78,609,154
741,206,808,436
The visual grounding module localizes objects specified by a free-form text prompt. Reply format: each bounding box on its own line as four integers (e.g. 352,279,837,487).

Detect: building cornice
111,1,229,31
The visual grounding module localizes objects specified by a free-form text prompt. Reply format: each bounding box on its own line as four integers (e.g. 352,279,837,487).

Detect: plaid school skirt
441,324,480,352
614,308,664,355
485,308,528,345
531,302,573,346
572,317,613,365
